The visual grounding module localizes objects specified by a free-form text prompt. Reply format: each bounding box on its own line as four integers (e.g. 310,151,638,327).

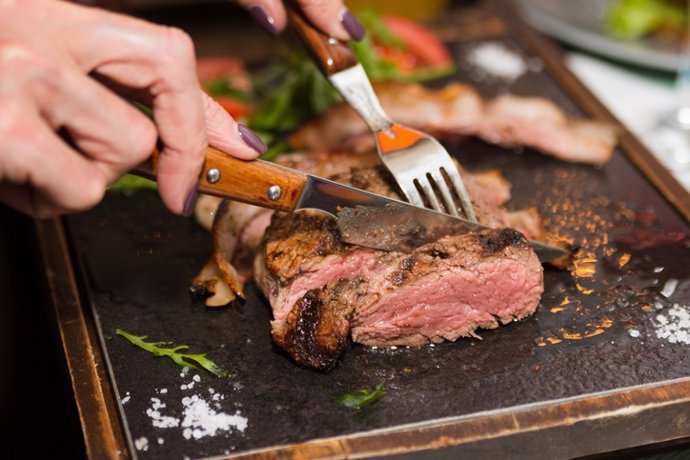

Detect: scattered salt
654,303,690,344
121,395,131,405
134,437,149,452
181,395,248,439
628,329,640,338
465,42,527,81
180,384,188,390
159,388,168,394
146,397,180,428
661,279,679,298
141,388,247,442
193,374,201,382
654,266,665,273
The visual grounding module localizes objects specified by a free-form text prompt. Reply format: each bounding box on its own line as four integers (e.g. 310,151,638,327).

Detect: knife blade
135,147,569,263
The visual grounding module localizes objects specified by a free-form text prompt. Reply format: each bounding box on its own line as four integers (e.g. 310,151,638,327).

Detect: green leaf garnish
115,329,231,377
108,174,157,193
204,77,250,102
333,381,386,408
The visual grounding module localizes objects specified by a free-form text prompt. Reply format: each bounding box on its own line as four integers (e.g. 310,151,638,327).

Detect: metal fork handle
329,65,394,134
286,1,394,134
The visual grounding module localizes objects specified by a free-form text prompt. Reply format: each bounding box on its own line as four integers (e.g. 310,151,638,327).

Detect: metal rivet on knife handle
206,168,220,184
268,185,282,201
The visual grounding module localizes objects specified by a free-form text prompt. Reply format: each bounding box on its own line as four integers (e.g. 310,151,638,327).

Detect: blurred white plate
513,0,681,71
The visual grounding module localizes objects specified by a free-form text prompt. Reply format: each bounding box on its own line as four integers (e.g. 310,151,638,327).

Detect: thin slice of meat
191,199,272,304
481,95,617,165
289,81,618,165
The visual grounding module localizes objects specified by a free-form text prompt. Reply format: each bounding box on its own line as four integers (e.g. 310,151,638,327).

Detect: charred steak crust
479,228,529,254
273,277,367,371
264,211,344,283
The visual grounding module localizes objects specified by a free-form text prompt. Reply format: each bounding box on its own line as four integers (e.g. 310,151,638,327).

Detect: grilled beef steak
254,215,543,370
195,154,550,370
249,163,545,371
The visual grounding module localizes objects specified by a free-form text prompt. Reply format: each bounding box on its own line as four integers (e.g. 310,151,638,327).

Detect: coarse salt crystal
159,388,168,394
134,437,149,452
654,266,665,273
661,279,679,298
465,42,527,81
628,329,640,338
121,395,131,405
193,374,201,382
157,437,164,445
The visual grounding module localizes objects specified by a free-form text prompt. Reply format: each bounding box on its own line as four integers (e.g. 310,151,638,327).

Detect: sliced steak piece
254,211,544,371
350,229,543,348
289,81,618,165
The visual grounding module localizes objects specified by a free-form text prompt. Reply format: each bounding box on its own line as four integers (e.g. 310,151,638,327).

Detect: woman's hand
236,0,366,41
0,0,266,218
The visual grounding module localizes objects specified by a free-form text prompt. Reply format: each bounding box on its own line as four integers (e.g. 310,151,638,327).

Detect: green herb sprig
116,329,231,377
333,381,386,408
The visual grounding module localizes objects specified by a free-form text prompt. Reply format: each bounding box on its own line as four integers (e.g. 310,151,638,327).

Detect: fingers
0,0,271,218
0,39,153,217
65,13,210,214
33,65,158,185
203,92,265,160
237,0,365,41
0,103,107,218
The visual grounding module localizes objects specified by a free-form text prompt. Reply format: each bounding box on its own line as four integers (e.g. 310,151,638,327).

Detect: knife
135,147,569,263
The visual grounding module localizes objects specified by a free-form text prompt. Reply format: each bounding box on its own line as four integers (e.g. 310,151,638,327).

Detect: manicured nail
341,10,365,41
249,6,278,37
238,124,268,154
182,180,199,217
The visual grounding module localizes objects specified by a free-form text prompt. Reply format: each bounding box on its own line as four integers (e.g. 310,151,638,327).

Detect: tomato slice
214,97,254,119
196,56,248,85
380,15,453,70
197,56,254,119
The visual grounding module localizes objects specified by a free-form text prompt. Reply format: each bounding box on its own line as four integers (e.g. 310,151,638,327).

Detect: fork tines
377,126,478,223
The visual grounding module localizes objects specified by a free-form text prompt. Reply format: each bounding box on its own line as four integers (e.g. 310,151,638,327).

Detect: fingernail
249,6,278,37
182,180,199,217
341,10,365,41
238,124,268,154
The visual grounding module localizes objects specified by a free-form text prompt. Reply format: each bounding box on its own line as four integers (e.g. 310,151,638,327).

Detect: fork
287,4,478,222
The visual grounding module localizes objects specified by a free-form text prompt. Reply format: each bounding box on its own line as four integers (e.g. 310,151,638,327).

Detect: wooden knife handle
286,0,358,76
134,147,307,212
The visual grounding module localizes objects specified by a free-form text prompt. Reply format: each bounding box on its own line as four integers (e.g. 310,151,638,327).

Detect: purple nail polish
238,124,268,154
341,11,365,41
182,181,199,217
249,6,278,37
